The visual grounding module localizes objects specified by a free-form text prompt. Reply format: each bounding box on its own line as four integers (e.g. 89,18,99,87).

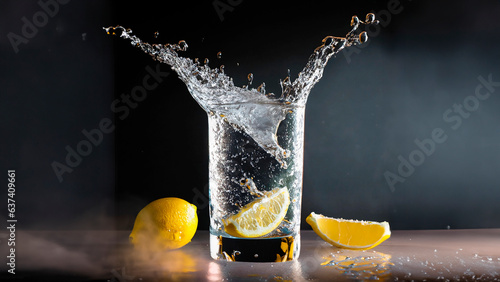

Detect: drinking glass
208,102,305,262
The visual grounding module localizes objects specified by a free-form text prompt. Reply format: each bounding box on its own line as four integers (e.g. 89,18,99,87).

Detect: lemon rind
306,212,391,250
224,187,290,238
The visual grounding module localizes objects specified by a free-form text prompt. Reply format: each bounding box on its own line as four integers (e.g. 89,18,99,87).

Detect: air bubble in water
240,178,264,197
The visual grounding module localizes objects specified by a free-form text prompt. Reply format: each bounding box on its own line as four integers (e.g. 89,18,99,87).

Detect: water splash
104,14,377,166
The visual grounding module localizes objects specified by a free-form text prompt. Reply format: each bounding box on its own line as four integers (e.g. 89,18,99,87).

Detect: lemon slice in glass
223,187,290,238
306,212,391,250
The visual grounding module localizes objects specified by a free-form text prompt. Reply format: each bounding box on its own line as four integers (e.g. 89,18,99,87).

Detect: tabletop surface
1,229,499,281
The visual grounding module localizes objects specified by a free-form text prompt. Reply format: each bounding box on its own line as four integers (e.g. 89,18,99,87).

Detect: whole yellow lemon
129,197,198,250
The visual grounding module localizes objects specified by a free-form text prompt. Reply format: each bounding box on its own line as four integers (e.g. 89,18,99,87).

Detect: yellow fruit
130,197,198,250
306,212,390,250
223,187,290,238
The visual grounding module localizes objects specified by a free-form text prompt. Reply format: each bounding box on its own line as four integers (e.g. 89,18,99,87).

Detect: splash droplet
103,14,378,168
323,36,334,46
351,15,360,27
257,82,266,94
359,31,368,44
154,31,159,38
365,13,376,24
217,51,222,59
178,40,188,51
247,73,254,85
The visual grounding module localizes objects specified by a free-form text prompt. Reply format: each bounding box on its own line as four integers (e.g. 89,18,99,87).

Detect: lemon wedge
306,212,390,250
223,187,290,238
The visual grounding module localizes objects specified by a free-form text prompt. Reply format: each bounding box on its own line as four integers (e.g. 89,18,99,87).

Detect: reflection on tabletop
2,229,499,281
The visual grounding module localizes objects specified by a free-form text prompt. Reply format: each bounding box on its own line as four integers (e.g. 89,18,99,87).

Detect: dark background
1,0,500,233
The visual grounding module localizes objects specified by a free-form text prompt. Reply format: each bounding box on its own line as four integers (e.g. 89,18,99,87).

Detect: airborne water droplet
204,58,210,65
217,51,222,59
247,73,254,85
154,31,159,38
351,15,360,27
178,40,188,51
359,31,368,44
365,13,376,24
323,36,334,46
104,13,379,170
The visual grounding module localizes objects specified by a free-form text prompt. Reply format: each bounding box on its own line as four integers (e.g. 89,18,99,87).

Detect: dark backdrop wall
1,0,499,231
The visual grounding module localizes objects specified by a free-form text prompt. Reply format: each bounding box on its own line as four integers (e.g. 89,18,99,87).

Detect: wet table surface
1,229,499,281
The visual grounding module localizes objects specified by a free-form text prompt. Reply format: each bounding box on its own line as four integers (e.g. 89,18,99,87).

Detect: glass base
210,233,300,262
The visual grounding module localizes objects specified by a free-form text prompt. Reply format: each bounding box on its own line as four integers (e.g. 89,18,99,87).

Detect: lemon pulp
306,212,390,250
